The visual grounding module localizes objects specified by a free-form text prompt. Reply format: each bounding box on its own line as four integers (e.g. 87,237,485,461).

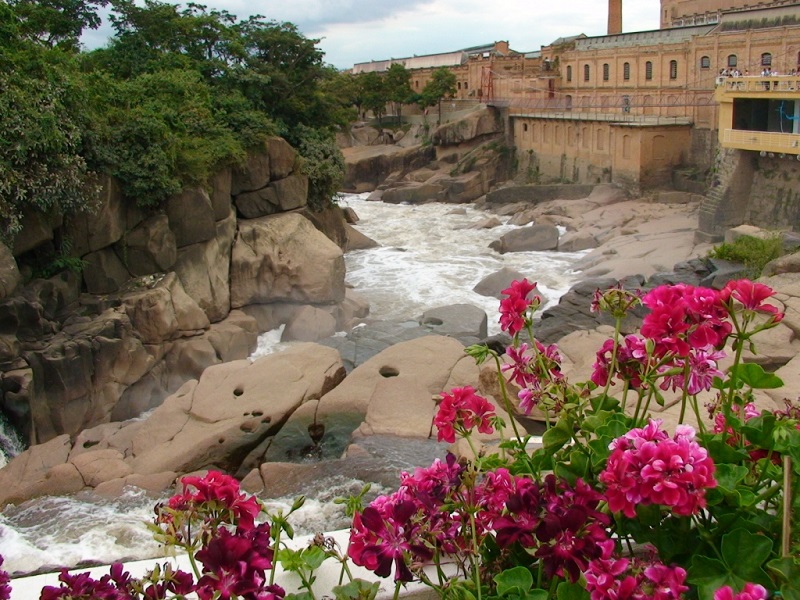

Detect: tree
384,63,413,122
422,67,457,125
9,0,109,51
359,71,388,128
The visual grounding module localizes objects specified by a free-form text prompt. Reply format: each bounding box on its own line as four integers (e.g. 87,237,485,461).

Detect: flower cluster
585,540,688,600
713,583,769,600
433,386,497,443
499,279,540,335
599,419,717,517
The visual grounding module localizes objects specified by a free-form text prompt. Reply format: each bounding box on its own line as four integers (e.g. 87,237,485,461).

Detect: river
0,193,586,577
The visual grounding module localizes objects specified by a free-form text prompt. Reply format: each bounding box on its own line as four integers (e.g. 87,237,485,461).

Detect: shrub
709,234,785,278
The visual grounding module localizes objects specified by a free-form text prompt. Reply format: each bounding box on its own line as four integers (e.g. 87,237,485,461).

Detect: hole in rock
423,318,444,326
261,416,271,424
218,437,225,444
233,387,244,397
252,410,263,417
379,366,400,378
83,440,100,449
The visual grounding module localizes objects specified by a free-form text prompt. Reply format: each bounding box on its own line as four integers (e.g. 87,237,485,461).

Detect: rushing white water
1,194,587,577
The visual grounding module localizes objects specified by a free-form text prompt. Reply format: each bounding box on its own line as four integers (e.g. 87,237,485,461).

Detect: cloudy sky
84,0,663,69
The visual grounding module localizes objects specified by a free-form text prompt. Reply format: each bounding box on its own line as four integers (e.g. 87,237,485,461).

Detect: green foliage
0,0,347,236
0,47,97,240
289,125,345,212
709,234,786,278
359,72,388,126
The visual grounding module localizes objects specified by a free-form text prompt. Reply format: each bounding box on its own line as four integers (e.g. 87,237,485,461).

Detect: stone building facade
351,0,800,191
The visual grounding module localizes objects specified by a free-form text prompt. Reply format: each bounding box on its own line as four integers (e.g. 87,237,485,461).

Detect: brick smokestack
608,0,622,35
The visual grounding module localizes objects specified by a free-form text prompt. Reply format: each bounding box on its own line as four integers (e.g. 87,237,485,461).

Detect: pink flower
600,419,717,518
722,279,781,317
434,386,496,443
499,279,539,335
591,335,650,388
714,583,769,600
586,544,688,600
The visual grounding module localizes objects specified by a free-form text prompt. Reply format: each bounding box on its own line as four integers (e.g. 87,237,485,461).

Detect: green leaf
495,566,533,596
285,593,314,600
767,556,800,584
556,581,590,600
301,545,328,570
688,555,737,599
332,579,380,600
720,529,774,587
714,464,750,493
543,420,572,453
735,363,784,389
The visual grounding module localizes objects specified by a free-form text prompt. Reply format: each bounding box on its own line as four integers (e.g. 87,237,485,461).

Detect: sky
83,0,663,70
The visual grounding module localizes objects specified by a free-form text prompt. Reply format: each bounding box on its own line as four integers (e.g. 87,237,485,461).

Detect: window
457,82,462,90
727,54,737,68
700,56,711,69
603,63,609,81
670,60,678,79
584,64,590,81
523,123,528,132
623,62,630,80
645,61,653,80
566,65,572,82
762,52,772,66
464,82,468,90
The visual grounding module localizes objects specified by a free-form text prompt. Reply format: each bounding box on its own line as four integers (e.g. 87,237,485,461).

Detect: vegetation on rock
0,0,350,243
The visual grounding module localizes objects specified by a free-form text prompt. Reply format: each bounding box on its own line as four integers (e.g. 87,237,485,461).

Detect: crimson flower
40,569,131,600
349,495,433,582
721,279,781,318
434,386,496,443
499,279,539,335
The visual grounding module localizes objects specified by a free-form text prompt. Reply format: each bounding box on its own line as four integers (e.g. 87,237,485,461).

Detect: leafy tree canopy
0,0,351,241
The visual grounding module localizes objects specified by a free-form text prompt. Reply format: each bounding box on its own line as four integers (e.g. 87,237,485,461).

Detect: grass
709,233,786,278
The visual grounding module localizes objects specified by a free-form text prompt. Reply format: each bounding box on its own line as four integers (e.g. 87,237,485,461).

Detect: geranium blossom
721,279,781,318
434,386,496,443
499,279,540,335
600,419,717,517
591,334,650,388
713,583,769,600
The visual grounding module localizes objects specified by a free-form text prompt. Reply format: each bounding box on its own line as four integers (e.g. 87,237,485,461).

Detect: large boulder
473,267,529,298
431,107,503,146
68,176,142,257
234,173,308,218
0,242,21,300
115,214,177,276
25,309,156,443
489,224,560,253
209,168,233,221
82,247,131,294
281,306,337,342
342,144,436,193
122,272,210,344
12,209,62,257
418,304,488,343
167,187,217,248
127,344,345,475
0,435,84,505
230,213,345,307
173,211,236,323
381,182,444,204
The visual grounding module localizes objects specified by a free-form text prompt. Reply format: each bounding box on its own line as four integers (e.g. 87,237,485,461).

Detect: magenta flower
176,470,262,532
721,279,781,318
40,569,131,600
660,348,726,395
0,557,9,600
600,419,717,518
714,583,769,600
499,279,539,335
591,335,650,389
349,494,433,581
434,386,496,443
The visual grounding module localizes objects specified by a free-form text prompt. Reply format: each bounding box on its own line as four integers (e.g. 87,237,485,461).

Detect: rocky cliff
0,136,367,448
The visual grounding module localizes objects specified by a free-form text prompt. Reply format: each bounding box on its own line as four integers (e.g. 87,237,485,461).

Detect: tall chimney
608,0,622,35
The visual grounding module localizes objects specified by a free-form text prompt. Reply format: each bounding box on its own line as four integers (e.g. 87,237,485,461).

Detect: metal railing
717,76,800,93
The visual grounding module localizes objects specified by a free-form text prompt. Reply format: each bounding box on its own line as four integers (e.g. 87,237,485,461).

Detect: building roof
350,41,521,74
574,25,715,50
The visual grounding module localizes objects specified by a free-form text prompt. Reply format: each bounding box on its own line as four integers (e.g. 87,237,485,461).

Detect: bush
709,234,785,278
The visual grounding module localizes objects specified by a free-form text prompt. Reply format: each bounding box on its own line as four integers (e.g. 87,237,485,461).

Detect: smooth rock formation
489,223,560,253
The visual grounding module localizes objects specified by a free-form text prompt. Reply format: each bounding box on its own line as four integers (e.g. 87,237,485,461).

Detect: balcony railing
717,76,800,93
721,128,800,154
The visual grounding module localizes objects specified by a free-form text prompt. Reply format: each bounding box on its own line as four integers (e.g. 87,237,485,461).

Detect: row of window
566,60,678,82
700,52,775,69
566,51,778,84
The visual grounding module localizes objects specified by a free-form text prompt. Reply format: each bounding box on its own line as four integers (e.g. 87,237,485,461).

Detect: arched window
584,64,590,81
566,65,573,82
761,52,772,66
623,62,630,80
700,56,711,69
645,61,653,80
565,94,573,110
603,63,610,81
670,60,678,79
457,82,462,90
727,54,738,67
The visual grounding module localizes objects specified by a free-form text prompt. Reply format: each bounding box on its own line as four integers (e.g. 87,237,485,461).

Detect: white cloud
82,0,663,69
